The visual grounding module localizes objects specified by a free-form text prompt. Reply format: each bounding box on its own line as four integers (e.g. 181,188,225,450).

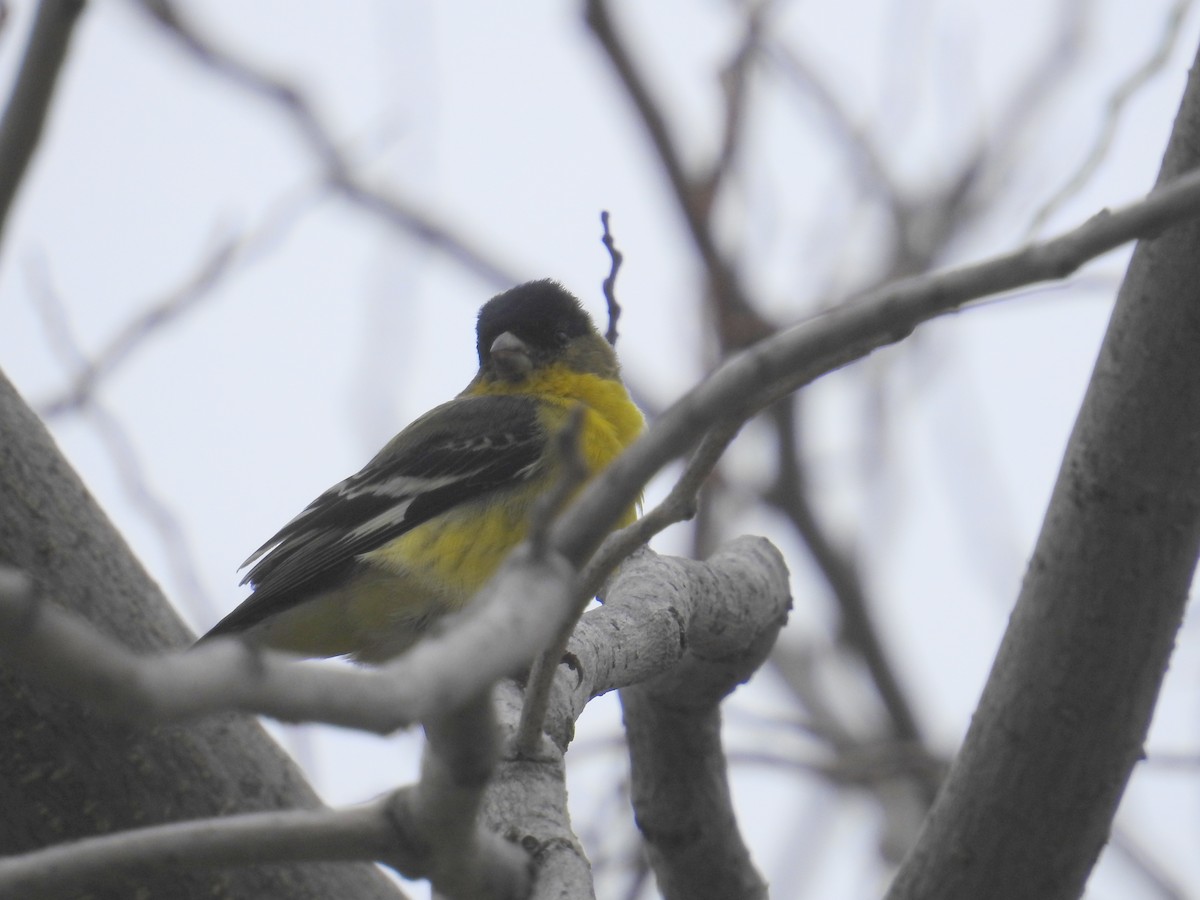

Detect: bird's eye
553,330,570,346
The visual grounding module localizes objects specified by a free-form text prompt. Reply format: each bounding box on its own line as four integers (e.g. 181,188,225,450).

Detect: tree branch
0,547,572,732
600,210,623,345
135,0,520,289
618,539,787,900
551,163,1200,569
766,399,927,754
586,0,756,336
1029,0,1194,233
0,369,402,899
547,539,790,749
8,168,1200,737
514,417,742,756
36,186,323,418
0,0,83,252
886,38,1200,900
0,798,403,898
0,539,789,899
410,695,532,899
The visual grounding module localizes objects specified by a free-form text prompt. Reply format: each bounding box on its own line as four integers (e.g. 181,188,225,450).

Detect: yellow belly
258,385,642,662
364,491,535,602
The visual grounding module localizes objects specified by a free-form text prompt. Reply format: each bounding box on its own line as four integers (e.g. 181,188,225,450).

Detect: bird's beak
490,331,533,381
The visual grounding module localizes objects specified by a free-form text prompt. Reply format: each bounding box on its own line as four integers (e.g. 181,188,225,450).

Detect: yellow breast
365,365,644,603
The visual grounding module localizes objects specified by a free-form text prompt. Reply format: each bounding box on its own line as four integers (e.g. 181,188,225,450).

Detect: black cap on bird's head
475,280,615,383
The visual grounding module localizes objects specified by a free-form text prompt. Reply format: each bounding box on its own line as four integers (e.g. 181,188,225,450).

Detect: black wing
203,393,544,638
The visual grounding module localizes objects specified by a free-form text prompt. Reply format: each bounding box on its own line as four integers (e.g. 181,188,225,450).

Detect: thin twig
580,417,743,601
512,644,563,757
551,165,1200,567
984,0,1089,181
0,0,84,253
37,186,324,418
513,407,590,755
1109,827,1190,900
586,0,762,340
136,0,519,289
767,398,926,752
0,797,399,896
727,742,946,785
0,772,524,900
1029,0,1195,233
515,418,743,757
600,210,623,345
26,257,216,619
764,40,904,221
7,173,1200,737
703,1,767,206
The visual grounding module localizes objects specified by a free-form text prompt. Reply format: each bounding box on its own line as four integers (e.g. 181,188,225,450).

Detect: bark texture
0,370,402,900
886,40,1200,900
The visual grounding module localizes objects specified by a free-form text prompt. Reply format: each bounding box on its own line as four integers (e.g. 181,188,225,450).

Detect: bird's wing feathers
209,394,545,636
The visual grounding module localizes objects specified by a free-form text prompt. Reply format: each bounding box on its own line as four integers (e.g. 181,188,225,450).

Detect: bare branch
516,417,743,757
981,0,1089,172
0,768,526,900
37,187,323,418
599,210,623,345
0,546,574,732
489,681,597,899
335,179,522,287
513,644,566,758
763,39,903,218
549,539,792,750
766,399,927,755
0,0,83,253
618,540,788,900
585,1,694,225
0,538,788,898
552,166,1200,569
26,258,216,617
0,372,404,899
1109,828,1190,900
704,1,768,204
410,695,533,899
135,0,520,289
886,43,1200,899
0,798,402,898
1029,0,1195,233
728,742,946,786
587,0,760,341
580,416,741,600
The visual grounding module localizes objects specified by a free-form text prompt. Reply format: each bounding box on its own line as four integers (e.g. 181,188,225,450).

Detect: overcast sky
2,1,1199,897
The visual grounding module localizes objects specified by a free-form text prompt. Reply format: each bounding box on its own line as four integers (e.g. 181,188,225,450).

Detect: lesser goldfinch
199,280,643,662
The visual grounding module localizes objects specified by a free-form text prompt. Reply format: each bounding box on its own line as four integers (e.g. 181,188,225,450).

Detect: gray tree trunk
886,38,1200,900
0,370,404,900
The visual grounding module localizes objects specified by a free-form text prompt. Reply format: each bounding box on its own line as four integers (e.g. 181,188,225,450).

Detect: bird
198,279,644,662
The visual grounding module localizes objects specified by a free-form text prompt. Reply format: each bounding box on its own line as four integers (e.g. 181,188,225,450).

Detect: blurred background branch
1,1,1198,898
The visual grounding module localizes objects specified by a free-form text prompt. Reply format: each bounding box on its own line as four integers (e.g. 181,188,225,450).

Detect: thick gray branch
409,694,532,899
0,550,574,733
886,38,1200,900
0,540,786,899
0,372,402,900
495,539,791,899
616,540,787,900
0,800,399,898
